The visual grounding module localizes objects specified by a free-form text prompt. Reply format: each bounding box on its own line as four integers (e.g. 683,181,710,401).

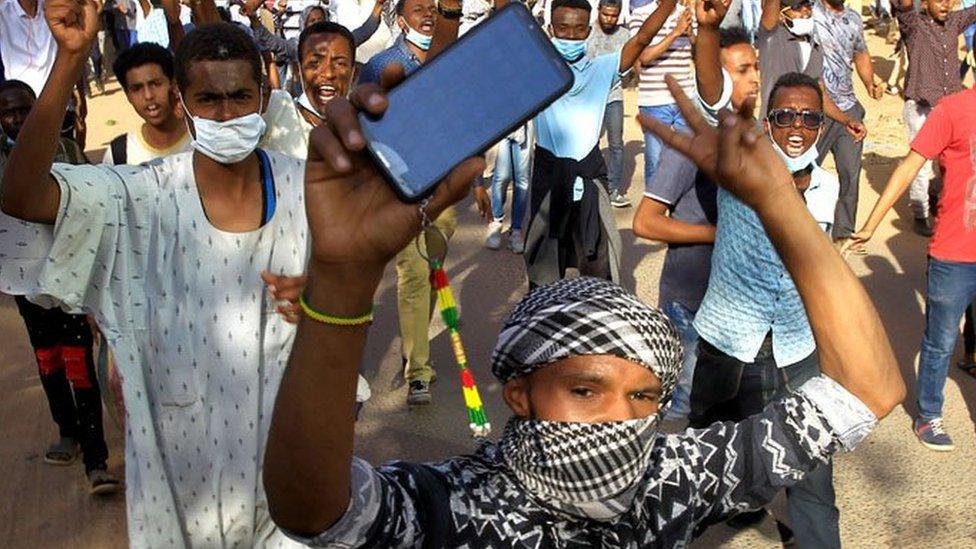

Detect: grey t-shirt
756,23,825,117
643,147,717,310
587,25,630,103
812,0,867,111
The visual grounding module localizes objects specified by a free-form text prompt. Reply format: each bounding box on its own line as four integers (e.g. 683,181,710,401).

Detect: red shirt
911,87,976,262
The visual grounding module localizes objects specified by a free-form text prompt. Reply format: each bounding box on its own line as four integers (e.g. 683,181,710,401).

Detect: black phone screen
359,4,573,202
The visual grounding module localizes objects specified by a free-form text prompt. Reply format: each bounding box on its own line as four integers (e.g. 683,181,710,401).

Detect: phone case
359,3,574,203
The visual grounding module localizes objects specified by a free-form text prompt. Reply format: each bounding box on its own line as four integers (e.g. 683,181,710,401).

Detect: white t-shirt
627,1,697,107
0,152,310,547
101,128,191,166
0,0,57,96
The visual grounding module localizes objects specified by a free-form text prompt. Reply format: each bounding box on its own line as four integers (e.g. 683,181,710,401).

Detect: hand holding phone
302,80,486,286
359,3,573,202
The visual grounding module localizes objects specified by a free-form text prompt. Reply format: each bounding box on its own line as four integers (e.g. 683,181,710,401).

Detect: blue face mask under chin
404,26,433,51
551,37,587,63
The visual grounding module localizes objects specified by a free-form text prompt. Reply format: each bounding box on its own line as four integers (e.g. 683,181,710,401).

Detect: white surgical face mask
297,70,325,119
770,134,821,173
787,16,815,36
404,25,432,51
182,91,267,164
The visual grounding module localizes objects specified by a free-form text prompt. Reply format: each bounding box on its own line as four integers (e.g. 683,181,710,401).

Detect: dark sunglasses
766,108,824,129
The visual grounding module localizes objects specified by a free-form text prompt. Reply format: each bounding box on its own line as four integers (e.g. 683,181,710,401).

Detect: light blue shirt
534,51,622,161
693,167,839,367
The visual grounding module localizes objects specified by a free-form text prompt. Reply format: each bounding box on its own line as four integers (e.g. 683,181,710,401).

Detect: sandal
87,468,123,496
44,437,78,466
957,360,976,379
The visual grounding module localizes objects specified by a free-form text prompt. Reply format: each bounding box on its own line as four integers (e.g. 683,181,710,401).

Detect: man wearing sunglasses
688,71,840,547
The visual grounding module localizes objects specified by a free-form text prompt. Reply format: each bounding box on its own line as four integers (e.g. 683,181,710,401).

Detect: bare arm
854,50,883,99
0,0,99,223
821,79,867,141
264,71,486,535
638,20,685,66
621,0,679,71
694,0,730,106
760,0,780,30
640,77,905,419
161,0,186,48
633,197,716,245
848,151,928,244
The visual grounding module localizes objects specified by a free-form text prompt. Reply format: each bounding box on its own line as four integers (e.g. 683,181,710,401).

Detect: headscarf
490,277,684,521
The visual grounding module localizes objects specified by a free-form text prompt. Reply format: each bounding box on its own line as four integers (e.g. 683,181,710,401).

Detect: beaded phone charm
417,199,492,438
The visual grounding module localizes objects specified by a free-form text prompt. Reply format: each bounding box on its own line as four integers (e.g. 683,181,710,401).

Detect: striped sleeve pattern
627,3,697,107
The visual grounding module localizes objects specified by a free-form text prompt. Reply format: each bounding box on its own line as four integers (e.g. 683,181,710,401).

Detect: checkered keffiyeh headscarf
492,278,684,519
491,277,683,406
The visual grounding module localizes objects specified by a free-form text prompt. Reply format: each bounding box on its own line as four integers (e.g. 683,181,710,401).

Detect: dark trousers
690,336,840,549
817,102,866,240
964,304,975,356
15,297,108,473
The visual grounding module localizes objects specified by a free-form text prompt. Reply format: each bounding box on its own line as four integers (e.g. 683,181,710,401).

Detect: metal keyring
416,199,449,266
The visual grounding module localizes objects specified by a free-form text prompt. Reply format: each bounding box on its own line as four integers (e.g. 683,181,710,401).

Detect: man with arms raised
525,0,681,286
0,6,310,546
262,71,905,545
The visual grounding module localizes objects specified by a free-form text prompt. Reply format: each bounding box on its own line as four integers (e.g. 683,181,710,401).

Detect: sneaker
913,216,934,237
913,417,954,451
509,229,524,254
87,468,123,496
407,379,432,405
726,508,768,529
485,220,503,250
609,190,632,208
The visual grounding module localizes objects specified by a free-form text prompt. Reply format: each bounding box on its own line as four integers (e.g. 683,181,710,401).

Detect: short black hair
175,23,263,92
719,26,753,49
298,21,356,64
598,0,622,9
552,0,593,15
112,42,175,90
768,72,824,109
0,79,36,101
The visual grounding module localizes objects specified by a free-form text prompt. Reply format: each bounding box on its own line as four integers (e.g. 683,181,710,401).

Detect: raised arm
351,0,386,46
760,0,780,30
621,0,679,71
694,0,730,106
640,77,904,419
637,7,690,67
263,71,485,535
0,0,99,224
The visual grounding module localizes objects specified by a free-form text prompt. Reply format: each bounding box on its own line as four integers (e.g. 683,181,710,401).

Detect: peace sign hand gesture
637,75,796,213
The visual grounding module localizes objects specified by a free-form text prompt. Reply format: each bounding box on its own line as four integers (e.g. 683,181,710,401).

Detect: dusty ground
2,25,975,548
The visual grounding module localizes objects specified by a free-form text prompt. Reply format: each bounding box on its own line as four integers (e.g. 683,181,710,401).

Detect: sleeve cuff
797,375,878,452
697,68,734,114
282,458,384,547
642,191,675,205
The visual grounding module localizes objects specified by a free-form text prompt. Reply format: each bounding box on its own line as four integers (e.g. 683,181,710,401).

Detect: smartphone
359,3,574,203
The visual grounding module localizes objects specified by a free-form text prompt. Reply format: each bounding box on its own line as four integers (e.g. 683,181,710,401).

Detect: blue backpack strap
256,149,276,225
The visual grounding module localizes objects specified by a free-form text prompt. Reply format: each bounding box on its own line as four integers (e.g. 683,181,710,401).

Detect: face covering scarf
551,37,587,63
404,26,433,51
491,277,683,520
182,91,267,164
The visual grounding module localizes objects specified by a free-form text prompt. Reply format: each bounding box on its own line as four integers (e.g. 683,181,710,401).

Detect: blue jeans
491,135,531,230
662,301,698,420
917,257,976,420
639,104,688,188
602,100,624,193
690,336,839,549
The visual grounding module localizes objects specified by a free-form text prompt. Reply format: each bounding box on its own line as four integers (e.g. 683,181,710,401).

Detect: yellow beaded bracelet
298,291,373,326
